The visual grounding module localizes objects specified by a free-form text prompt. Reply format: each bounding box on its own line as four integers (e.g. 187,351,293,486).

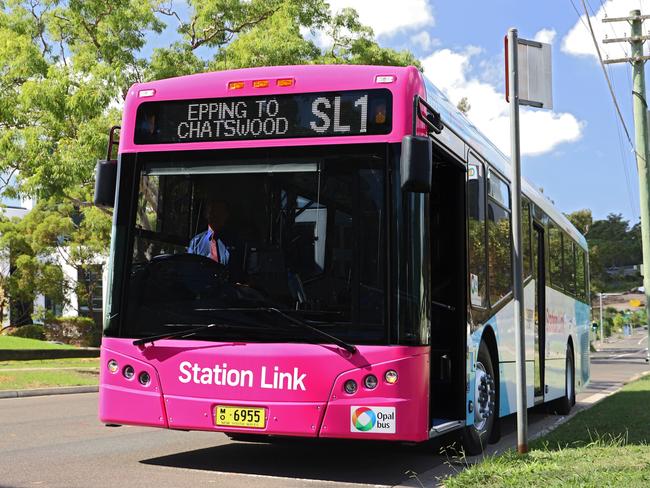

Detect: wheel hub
474,362,495,431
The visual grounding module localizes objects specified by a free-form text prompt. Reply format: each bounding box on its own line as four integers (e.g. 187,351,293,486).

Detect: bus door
533,222,546,403
428,145,468,426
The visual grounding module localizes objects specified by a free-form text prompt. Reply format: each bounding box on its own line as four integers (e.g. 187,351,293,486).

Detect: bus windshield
121,148,387,344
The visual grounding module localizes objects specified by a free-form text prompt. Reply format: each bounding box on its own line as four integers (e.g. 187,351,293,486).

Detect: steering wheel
150,252,229,282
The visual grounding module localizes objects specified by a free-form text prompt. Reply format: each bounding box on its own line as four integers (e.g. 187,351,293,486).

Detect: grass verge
443,375,650,487
0,358,99,390
0,336,75,350
0,369,98,390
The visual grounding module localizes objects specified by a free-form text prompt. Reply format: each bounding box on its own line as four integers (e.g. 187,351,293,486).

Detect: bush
44,316,100,347
8,324,46,340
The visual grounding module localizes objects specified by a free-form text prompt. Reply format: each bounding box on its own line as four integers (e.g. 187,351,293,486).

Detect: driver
188,198,231,265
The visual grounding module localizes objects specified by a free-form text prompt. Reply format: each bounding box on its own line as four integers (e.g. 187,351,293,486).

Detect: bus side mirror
400,135,432,193
94,159,117,208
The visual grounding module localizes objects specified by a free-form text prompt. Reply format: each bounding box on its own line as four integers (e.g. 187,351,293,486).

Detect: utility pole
603,9,650,362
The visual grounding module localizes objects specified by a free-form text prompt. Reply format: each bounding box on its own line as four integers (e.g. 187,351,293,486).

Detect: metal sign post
506,27,553,455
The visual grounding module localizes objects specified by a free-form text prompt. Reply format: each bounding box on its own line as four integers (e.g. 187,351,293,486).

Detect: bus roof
119,64,423,153
119,64,586,249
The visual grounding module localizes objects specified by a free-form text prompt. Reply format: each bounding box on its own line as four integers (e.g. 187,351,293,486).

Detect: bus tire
555,345,575,415
461,341,497,456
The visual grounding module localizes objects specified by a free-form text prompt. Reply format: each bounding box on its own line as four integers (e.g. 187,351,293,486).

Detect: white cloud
328,0,434,37
562,0,649,60
534,28,557,44
422,48,584,157
410,31,439,51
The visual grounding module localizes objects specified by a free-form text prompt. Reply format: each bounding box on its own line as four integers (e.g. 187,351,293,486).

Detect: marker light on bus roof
228,81,245,90
277,78,294,87
138,89,156,98
253,80,270,88
375,75,396,83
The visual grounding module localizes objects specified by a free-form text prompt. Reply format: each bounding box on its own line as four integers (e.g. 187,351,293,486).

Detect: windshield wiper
133,323,224,346
196,307,357,354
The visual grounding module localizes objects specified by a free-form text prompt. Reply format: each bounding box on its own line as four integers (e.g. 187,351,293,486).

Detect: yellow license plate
214,405,266,429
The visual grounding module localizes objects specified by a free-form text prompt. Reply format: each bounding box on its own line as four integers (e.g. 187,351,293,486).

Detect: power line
568,0,642,219
595,0,631,59
572,0,638,156
608,63,640,219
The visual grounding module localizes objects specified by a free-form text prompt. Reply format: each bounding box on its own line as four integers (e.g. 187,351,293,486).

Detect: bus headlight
384,370,398,384
107,360,119,374
138,371,151,386
344,379,358,394
364,374,378,389
123,365,135,380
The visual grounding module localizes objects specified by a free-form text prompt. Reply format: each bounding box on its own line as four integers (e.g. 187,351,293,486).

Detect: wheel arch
480,325,499,369
478,324,501,441
567,334,575,363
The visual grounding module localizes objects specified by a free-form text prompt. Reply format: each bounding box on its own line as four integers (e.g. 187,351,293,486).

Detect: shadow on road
141,437,457,485
139,410,558,485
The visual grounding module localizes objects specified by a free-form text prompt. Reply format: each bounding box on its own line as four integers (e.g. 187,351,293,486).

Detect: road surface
1,330,647,488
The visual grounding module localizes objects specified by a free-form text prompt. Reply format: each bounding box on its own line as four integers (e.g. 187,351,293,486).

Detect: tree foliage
0,0,420,324
567,210,642,293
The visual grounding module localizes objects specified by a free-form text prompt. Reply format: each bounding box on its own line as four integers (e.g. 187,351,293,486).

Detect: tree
0,1,420,325
566,209,592,236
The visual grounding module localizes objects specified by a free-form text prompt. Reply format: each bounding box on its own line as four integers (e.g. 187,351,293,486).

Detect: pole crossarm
604,55,650,64
603,14,650,23
603,35,650,43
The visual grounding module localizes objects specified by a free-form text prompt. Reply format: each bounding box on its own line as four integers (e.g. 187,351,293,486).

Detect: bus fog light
107,360,119,374
364,374,378,389
138,371,151,386
344,380,358,394
384,370,398,384
123,365,135,380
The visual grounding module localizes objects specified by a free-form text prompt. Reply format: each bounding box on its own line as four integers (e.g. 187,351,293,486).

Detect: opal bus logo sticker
351,406,396,433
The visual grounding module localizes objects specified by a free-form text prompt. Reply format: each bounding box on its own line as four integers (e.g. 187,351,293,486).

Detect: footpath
397,328,650,487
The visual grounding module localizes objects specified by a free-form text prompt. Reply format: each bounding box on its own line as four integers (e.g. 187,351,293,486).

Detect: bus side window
564,237,576,296
548,223,562,289
522,199,532,278
487,171,512,305
467,162,487,308
575,246,586,302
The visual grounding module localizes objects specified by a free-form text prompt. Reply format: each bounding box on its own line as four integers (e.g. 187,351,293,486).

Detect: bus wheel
555,346,575,415
462,341,497,455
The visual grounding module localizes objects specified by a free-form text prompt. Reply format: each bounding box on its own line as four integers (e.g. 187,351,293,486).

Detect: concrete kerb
0,385,99,399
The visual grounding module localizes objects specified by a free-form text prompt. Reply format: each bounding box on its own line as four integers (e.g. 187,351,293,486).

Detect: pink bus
96,65,590,454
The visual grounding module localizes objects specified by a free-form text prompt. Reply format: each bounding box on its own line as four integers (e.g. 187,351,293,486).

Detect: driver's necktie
210,235,221,263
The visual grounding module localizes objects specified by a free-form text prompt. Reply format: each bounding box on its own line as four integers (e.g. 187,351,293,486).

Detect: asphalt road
1,330,648,488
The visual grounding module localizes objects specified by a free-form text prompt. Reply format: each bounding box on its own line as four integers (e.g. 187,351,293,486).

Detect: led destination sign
134,89,392,144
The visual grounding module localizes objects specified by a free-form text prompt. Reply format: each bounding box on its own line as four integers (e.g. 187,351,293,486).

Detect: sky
327,0,649,224
148,0,650,224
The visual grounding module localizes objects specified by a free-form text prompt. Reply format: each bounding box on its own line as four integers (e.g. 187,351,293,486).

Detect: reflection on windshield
124,156,386,344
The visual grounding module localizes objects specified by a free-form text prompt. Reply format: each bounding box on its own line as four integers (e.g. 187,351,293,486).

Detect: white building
1,193,105,328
